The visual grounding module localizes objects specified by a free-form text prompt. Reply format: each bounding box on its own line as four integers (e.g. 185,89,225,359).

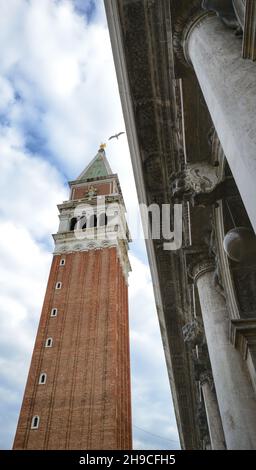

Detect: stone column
183,13,256,232
200,373,226,450
193,260,256,449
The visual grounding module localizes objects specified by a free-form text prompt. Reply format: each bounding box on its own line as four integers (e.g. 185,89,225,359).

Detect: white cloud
0,222,52,449
0,0,124,174
0,76,15,110
0,0,179,450
0,127,68,239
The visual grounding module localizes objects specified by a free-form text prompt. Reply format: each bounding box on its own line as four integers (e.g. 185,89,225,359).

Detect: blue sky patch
73,0,96,22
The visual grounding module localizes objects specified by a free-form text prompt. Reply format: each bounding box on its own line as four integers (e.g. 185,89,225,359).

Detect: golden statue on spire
100,143,107,150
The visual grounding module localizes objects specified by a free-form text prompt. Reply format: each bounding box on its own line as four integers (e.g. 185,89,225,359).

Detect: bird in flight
108,132,125,140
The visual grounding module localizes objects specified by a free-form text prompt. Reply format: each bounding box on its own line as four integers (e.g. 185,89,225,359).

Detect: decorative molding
58,194,122,212
53,232,131,281
53,236,117,254
242,0,256,60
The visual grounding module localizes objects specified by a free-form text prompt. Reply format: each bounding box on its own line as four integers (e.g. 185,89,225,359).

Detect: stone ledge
230,318,256,359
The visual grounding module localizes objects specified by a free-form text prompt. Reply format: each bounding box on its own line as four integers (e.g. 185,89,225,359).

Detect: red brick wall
13,247,132,450
72,182,112,200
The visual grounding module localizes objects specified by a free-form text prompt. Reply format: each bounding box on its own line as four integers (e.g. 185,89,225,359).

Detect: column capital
183,11,215,66
200,370,214,388
189,257,215,284
173,1,214,67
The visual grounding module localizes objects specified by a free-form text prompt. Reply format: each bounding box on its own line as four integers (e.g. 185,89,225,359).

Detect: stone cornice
57,194,122,211
53,235,131,281
68,174,118,186
230,318,256,359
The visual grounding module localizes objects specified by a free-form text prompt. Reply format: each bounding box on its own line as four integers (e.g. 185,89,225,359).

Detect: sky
0,0,180,450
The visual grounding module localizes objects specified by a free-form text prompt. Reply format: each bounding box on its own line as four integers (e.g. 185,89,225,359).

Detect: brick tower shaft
13,147,132,449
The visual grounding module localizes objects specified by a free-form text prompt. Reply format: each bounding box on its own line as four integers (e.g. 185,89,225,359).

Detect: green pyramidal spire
78,145,113,181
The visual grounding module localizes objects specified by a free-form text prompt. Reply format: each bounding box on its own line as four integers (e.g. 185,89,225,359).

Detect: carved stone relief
173,163,219,194
182,318,205,348
86,185,97,200
170,162,239,208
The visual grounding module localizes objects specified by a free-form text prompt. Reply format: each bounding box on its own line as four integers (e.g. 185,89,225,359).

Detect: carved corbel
170,162,238,209
182,318,205,348
170,162,219,200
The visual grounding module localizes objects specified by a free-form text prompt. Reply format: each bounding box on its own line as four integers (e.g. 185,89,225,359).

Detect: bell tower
13,146,132,450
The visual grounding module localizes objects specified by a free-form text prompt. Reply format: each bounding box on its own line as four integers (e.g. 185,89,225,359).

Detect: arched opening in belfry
88,214,97,228
70,217,78,231
80,216,87,230
99,213,108,226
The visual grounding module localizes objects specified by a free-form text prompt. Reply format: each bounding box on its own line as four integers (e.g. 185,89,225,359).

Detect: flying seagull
108,132,125,140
